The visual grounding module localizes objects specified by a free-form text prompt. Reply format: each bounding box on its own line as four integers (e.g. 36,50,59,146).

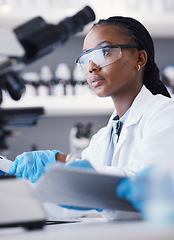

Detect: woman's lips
90,75,105,87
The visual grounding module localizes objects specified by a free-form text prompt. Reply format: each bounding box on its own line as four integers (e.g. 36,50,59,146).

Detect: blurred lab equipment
39,65,54,95
54,63,71,96
72,64,90,96
69,122,93,158
0,107,44,153
72,64,86,83
161,65,174,93
23,66,55,96
22,71,40,95
0,5,95,103
0,176,46,229
0,6,95,151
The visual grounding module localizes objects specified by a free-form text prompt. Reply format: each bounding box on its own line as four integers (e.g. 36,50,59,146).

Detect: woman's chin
94,91,110,98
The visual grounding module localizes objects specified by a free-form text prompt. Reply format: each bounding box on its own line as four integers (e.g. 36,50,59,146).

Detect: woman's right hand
8,150,61,183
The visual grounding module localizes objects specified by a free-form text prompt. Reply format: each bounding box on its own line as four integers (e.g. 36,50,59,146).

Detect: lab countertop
0,217,174,240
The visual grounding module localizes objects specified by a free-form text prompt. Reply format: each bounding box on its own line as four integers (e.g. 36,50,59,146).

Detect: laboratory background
0,0,174,239
0,0,174,161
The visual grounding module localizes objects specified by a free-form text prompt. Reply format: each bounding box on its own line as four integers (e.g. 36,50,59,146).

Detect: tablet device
33,164,137,212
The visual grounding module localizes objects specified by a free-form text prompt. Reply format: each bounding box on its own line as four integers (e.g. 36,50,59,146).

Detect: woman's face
82,25,142,99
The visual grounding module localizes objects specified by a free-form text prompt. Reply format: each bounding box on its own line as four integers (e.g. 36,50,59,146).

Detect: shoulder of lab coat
82,86,174,176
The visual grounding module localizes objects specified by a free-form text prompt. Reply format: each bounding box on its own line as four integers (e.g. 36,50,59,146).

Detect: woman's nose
88,60,101,73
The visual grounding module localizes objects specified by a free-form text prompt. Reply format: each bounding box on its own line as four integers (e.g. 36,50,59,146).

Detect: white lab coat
82,86,174,177
46,86,174,221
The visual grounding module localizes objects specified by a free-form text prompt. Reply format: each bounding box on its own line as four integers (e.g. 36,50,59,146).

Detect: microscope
0,5,95,152
0,6,95,229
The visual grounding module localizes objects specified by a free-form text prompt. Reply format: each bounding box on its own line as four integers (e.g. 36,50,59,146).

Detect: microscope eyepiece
14,6,95,63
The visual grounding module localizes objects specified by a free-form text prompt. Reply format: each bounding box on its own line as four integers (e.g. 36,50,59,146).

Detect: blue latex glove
116,167,153,213
8,150,61,183
61,159,102,212
0,170,5,176
116,166,174,222
66,159,95,170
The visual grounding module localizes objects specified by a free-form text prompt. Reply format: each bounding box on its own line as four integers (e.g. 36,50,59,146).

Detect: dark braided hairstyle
93,16,171,98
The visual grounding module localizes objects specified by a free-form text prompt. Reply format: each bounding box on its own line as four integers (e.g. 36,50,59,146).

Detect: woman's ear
137,50,148,69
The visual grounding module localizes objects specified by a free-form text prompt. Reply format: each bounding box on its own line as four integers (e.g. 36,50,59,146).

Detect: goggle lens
75,44,137,74
77,46,122,74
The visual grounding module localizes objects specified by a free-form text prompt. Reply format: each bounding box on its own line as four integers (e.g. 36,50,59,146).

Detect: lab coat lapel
125,86,152,127
113,86,152,156
100,110,117,165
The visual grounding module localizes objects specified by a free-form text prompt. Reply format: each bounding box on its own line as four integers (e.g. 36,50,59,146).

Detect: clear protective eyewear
75,44,137,74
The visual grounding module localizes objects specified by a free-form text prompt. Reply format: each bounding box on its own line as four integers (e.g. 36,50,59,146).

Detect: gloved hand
8,150,61,183
61,159,102,212
116,166,174,221
116,167,153,213
66,159,95,170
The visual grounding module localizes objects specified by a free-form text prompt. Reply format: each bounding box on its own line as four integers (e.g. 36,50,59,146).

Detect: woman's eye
101,48,111,57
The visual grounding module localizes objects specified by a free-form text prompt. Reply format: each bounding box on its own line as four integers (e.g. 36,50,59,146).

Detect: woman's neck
112,85,142,118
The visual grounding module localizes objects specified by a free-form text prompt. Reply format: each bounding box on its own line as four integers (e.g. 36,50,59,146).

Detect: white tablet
33,164,137,212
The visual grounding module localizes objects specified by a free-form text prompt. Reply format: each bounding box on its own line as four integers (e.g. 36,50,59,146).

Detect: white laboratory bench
1,94,114,116
0,217,174,240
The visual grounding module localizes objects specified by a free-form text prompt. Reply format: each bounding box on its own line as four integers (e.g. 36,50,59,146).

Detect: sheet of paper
33,164,137,212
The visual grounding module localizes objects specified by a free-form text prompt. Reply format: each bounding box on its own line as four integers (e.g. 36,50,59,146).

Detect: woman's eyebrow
97,41,113,46
83,41,113,52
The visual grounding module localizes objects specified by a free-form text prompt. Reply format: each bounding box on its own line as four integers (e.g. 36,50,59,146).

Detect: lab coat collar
112,86,153,159
110,86,153,129
125,86,153,127
94,86,153,165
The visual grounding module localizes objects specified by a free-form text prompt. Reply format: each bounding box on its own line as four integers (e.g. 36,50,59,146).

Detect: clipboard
33,164,138,212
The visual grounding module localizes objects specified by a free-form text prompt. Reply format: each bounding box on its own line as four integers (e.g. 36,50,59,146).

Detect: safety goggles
75,44,137,74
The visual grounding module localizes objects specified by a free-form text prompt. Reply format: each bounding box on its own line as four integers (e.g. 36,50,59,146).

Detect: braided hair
93,17,170,98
